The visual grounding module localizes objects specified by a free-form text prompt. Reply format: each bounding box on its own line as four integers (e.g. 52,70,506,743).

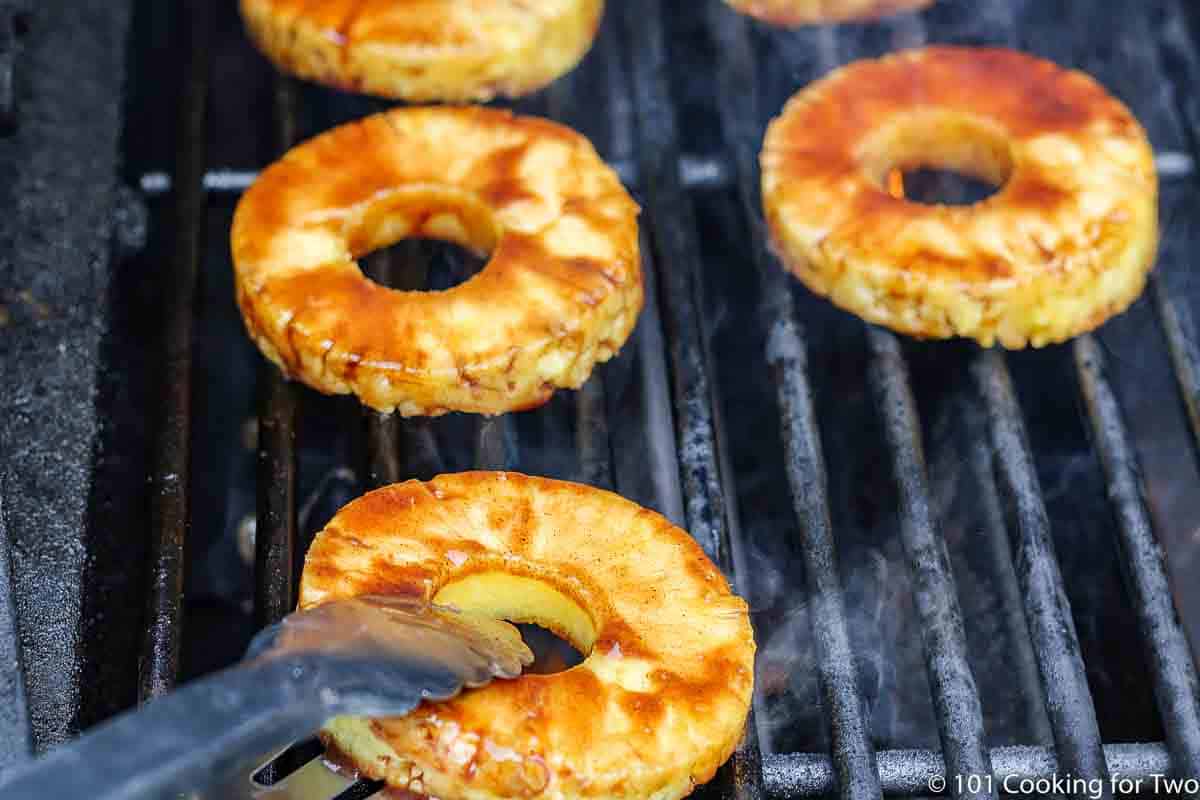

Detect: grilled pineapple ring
725,0,931,26
761,46,1158,348
232,106,641,416
299,472,756,800
239,0,604,102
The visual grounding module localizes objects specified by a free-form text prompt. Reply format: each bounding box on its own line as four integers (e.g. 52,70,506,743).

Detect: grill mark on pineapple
479,142,538,208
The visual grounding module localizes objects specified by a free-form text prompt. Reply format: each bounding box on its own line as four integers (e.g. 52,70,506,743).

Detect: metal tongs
0,596,534,800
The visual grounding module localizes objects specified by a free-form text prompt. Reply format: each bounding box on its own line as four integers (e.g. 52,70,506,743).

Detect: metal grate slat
963,425,1052,747
362,251,404,490
390,244,444,481
253,77,301,631
867,330,993,800
364,406,402,489
619,0,762,796
574,378,614,490
255,370,298,627
704,6,880,800
1074,335,1200,780
140,0,210,701
767,307,883,800
972,351,1111,797
366,241,446,483
474,417,518,471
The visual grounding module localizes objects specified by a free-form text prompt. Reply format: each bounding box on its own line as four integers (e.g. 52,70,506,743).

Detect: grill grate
140,0,209,703
125,0,1200,798
253,75,300,634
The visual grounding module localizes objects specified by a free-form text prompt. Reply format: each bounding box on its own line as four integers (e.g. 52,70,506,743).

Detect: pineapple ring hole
343,186,499,293
434,572,597,666
363,239,489,293
859,111,1013,206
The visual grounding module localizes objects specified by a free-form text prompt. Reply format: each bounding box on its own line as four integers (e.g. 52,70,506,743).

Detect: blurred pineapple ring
240,0,604,102
761,46,1158,348
232,106,641,416
300,472,756,800
725,0,931,26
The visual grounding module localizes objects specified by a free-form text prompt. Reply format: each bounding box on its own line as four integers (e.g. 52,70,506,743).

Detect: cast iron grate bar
574,375,614,489
381,241,446,482
363,250,404,491
619,0,762,797
140,0,210,701
256,366,298,626
364,405,402,489
767,305,883,800
704,6,880,800
763,743,1171,797
1075,335,1200,780
475,417,518,471
867,330,993,800
972,350,1111,796
963,420,1052,747
254,77,301,631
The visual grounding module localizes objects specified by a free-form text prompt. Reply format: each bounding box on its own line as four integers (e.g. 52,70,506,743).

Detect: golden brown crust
761,46,1159,348
725,0,931,26
231,106,642,416
239,0,604,102
299,472,756,800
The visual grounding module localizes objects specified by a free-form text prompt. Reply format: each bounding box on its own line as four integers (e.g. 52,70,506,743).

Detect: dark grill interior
5,0,1200,797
